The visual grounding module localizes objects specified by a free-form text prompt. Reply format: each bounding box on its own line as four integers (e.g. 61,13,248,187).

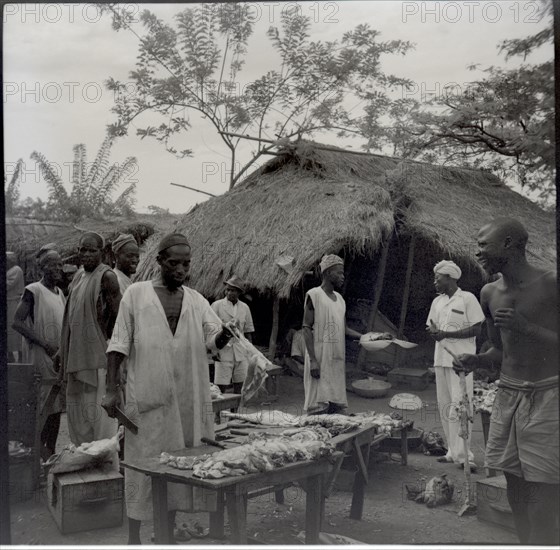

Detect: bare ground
9,373,518,545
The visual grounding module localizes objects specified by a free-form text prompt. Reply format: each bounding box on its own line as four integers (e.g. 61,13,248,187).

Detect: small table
211,394,241,423
123,446,341,544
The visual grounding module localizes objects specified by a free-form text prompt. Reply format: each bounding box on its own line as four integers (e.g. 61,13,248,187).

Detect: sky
3,1,552,214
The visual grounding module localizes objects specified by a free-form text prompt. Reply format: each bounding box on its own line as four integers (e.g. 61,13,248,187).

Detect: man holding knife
101,233,235,545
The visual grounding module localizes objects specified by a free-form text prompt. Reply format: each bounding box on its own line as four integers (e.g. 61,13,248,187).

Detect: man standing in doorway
453,218,558,545
302,254,362,414
211,275,255,395
427,260,485,469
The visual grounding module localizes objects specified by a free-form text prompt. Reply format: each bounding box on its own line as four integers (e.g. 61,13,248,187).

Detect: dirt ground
9,372,518,546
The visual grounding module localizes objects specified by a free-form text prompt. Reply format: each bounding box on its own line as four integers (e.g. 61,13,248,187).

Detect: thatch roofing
135,141,556,298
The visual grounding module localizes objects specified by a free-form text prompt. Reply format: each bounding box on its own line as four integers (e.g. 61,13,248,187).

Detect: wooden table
212,394,241,423
123,446,341,545
220,423,393,521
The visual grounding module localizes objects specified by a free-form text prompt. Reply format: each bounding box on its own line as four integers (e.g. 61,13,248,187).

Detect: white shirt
211,297,255,362
426,288,485,367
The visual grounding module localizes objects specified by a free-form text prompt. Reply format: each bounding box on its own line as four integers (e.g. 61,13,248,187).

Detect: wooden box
47,466,124,534
477,475,515,532
387,368,429,390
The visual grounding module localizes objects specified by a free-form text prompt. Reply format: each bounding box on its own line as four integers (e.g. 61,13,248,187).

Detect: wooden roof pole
393,233,416,368
268,296,280,362
356,236,391,371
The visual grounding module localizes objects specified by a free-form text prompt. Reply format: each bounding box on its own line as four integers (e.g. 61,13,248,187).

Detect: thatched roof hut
136,141,556,293
135,141,555,367
6,215,177,284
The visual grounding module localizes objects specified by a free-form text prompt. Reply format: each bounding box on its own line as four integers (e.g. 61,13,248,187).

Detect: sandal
436,456,453,463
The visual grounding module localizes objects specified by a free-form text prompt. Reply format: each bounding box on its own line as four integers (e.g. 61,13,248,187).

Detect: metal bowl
351,378,392,398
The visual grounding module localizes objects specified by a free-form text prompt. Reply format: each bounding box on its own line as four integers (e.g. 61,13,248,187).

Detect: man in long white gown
102,232,234,545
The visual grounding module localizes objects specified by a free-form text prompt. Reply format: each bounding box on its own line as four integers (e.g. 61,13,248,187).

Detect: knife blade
115,406,139,435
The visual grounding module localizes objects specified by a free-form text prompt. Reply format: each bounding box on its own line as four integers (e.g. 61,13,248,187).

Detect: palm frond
85,136,113,187
30,151,69,206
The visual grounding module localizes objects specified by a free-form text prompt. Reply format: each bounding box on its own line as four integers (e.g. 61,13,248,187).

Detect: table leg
225,491,248,544
305,474,322,544
151,477,171,544
350,443,370,520
401,429,408,466
209,489,225,539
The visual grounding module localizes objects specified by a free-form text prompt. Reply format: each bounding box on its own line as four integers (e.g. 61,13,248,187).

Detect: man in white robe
302,254,362,414
102,232,234,545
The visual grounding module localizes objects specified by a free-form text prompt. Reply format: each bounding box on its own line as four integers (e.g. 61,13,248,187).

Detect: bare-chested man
454,218,558,545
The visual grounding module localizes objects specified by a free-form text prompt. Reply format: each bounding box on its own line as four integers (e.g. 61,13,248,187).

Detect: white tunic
303,286,347,411
426,288,485,367
107,280,222,520
25,282,66,413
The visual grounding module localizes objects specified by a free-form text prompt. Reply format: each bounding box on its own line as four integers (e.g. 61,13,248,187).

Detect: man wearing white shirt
426,260,485,469
211,275,255,394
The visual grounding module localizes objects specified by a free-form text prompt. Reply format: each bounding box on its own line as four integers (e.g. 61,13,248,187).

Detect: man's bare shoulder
480,278,502,300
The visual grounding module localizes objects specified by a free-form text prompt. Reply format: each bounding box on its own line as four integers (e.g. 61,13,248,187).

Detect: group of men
301,217,557,545
6,216,558,545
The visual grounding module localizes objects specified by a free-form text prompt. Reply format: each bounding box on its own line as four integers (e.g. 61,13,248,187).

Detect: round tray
351,378,392,398
380,427,424,451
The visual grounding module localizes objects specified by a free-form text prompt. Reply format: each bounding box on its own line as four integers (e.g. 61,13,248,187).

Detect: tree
99,3,413,189
5,158,23,215
30,137,138,221
399,0,554,205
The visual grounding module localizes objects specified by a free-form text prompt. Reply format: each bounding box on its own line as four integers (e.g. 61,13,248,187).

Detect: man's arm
12,290,58,357
345,325,362,339
302,297,320,378
454,286,502,373
101,270,122,338
101,351,126,418
244,304,255,343
432,322,482,341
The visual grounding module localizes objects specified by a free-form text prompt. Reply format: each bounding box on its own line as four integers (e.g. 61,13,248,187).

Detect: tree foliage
99,3,413,189
397,0,554,205
28,137,138,221
5,158,23,215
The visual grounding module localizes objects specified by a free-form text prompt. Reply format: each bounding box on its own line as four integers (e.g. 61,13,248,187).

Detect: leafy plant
98,3,413,189
30,137,138,221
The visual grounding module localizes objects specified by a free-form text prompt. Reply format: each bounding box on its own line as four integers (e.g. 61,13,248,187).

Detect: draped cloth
59,263,118,450
303,287,347,412
107,280,222,520
7,265,25,353
25,282,66,414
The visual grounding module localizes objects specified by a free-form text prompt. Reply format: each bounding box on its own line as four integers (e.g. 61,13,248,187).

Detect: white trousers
434,366,474,464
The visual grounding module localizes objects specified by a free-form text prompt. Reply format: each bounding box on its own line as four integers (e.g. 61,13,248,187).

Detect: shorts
214,360,248,385
485,375,559,483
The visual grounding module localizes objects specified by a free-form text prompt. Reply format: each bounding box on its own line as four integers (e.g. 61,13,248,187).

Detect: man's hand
427,320,446,342
452,353,479,376
44,343,58,358
493,308,530,333
101,389,121,419
310,358,320,379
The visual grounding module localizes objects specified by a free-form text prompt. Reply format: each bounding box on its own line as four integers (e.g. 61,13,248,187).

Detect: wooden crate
387,368,429,390
477,475,515,532
47,466,124,534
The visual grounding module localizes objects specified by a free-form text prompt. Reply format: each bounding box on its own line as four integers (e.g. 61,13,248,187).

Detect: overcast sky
4,1,552,213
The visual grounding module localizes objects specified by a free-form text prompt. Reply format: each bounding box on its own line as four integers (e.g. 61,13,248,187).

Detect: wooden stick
356,237,391,370
170,182,216,197
393,234,416,367
268,296,280,361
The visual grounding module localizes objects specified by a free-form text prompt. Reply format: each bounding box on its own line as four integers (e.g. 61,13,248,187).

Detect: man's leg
128,518,142,545
434,367,453,462
41,412,61,458
232,359,248,396
504,472,531,544
526,481,560,545
232,382,243,395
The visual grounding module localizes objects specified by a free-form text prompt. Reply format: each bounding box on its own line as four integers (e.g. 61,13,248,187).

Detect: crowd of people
6,216,558,545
